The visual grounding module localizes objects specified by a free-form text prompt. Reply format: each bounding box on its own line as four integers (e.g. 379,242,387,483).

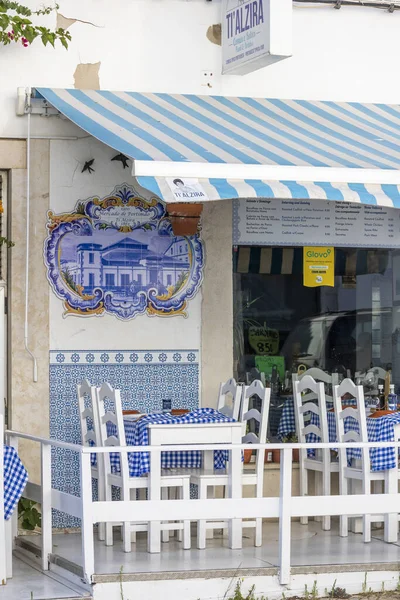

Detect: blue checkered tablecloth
277,397,297,440
93,408,235,477
307,411,400,471
278,398,400,471
3,446,28,520
277,396,356,439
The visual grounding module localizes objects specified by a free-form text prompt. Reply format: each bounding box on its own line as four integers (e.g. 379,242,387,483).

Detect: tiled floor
0,556,89,600
31,519,400,576
2,522,400,599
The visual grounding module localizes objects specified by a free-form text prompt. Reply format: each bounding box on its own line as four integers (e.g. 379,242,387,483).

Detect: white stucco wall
49,138,201,351
1,1,400,140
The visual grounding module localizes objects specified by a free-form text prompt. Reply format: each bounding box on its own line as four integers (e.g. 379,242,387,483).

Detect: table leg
203,450,215,539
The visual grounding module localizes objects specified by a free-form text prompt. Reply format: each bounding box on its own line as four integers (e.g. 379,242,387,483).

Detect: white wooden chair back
240,380,270,494
217,378,242,421
77,379,100,448
293,375,329,463
333,378,370,472
96,383,130,480
293,368,339,403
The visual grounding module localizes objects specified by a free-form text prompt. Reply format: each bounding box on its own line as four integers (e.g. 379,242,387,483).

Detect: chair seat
343,466,386,480
108,469,191,488
303,458,340,473
190,468,259,487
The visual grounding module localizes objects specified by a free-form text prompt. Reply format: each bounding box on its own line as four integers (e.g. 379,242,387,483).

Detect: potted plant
166,203,203,236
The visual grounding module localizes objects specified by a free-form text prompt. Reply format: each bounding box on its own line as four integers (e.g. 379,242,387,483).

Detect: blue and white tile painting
49,349,199,528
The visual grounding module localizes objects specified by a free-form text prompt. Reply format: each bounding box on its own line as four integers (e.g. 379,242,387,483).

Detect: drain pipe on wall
24,104,38,383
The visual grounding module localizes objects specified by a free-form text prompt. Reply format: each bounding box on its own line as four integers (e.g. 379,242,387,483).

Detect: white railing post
228,429,243,549
279,447,293,586
41,443,52,570
148,446,162,553
80,451,94,583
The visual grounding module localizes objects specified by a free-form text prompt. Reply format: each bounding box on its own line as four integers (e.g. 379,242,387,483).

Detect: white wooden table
148,421,243,553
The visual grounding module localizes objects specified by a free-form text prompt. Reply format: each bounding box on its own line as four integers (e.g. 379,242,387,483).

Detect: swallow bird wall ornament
82,159,95,174
111,153,130,169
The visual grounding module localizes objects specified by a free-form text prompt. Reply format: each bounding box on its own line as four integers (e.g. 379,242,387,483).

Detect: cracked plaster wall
73,62,101,90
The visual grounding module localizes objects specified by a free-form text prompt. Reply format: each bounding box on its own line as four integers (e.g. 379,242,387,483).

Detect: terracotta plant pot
167,203,203,218
292,449,300,462
272,449,280,463
243,449,253,464
169,215,200,236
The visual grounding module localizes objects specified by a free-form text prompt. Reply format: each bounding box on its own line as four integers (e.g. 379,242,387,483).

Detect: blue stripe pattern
35,88,400,207
136,177,400,208
35,88,400,169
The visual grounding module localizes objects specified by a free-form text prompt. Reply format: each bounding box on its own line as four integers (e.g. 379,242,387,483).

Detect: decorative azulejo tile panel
49,349,200,528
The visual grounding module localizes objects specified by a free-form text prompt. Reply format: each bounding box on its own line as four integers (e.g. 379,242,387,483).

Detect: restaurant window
89,252,94,264
233,246,400,391
121,274,130,286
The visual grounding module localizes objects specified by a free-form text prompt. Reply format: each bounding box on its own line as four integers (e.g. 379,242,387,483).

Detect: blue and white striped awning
137,177,400,206
34,88,400,207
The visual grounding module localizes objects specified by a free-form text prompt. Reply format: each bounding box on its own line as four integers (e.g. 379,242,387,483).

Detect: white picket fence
2,429,400,587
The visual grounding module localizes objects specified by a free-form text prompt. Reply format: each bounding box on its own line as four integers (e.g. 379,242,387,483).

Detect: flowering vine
0,1,71,48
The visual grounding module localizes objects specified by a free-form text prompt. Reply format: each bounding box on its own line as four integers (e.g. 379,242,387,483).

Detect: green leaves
0,2,72,48
0,236,15,248
18,498,42,531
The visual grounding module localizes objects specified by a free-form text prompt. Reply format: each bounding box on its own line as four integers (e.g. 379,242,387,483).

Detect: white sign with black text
166,178,209,202
233,198,400,248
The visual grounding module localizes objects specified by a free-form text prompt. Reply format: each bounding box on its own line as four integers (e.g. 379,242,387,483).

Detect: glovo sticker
303,247,334,287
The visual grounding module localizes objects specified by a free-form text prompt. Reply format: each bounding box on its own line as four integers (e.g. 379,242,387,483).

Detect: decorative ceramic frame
44,184,204,320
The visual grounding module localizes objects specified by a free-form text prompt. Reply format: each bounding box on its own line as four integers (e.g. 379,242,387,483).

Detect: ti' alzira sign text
222,0,267,75
222,0,292,75
44,184,204,320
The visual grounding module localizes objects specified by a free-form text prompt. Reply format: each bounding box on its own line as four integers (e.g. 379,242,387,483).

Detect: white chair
333,378,396,543
96,382,191,553
192,379,270,549
294,368,339,404
293,374,339,531
217,378,242,421
77,379,106,542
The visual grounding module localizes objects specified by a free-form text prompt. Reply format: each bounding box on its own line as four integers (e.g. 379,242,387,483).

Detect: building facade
1,0,400,501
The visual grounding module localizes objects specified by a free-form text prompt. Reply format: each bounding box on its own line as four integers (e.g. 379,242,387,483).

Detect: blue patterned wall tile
49,349,199,528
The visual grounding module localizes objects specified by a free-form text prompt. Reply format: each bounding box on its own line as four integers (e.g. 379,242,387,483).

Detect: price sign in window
248,326,279,356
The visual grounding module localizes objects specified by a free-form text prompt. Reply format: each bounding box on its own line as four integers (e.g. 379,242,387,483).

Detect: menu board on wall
233,198,400,248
